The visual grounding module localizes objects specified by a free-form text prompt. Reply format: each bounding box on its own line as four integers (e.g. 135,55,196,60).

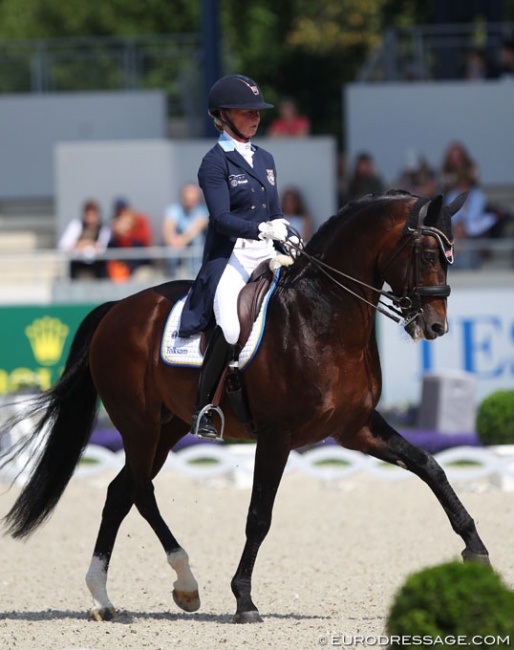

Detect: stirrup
192,404,225,441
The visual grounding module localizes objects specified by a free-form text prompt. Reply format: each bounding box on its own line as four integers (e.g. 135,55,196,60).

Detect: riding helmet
208,74,273,116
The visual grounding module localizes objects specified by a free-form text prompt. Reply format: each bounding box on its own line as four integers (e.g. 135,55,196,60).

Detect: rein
286,222,452,328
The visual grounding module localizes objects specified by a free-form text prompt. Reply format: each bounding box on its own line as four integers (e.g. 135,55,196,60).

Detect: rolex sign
0,305,96,394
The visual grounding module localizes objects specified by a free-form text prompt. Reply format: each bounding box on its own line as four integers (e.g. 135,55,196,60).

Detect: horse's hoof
462,550,491,566
90,606,117,622
232,610,264,624
173,588,201,612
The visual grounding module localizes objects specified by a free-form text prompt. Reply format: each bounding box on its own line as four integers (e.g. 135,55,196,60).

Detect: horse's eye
423,250,437,264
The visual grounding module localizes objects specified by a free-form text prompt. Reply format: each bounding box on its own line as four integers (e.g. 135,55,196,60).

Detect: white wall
345,80,514,186
0,91,167,200
55,136,337,242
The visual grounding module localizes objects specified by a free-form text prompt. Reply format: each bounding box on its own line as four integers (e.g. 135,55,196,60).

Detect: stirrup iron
192,404,225,441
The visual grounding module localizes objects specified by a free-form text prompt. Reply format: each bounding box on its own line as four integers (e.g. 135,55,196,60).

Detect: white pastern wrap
85,556,114,611
167,548,198,593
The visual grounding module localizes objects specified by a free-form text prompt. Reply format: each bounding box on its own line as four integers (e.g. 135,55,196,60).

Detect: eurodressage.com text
317,634,511,647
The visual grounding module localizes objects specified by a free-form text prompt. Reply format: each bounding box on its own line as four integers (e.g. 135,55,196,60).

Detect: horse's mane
305,189,416,256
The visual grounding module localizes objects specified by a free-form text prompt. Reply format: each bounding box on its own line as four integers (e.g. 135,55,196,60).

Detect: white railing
0,245,205,285
0,240,513,287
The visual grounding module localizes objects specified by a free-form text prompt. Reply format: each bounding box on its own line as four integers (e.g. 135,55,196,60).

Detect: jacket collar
218,133,269,183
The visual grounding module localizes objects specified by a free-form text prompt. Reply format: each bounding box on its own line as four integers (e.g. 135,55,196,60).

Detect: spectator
498,39,514,80
107,197,153,282
463,48,496,80
348,152,385,201
280,186,313,241
162,183,208,277
440,141,479,194
444,168,499,270
267,98,311,137
58,199,110,279
395,150,438,198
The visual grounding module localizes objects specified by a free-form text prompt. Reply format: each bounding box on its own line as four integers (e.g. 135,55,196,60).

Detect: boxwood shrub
386,561,514,648
476,389,514,446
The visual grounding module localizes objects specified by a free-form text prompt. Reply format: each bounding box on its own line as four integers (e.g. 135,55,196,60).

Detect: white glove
258,218,289,242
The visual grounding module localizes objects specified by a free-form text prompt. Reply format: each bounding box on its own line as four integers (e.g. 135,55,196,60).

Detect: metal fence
358,22,514,82
0,34,204,131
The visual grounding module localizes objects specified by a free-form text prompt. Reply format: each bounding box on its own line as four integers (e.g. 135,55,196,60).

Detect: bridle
286,201,454,328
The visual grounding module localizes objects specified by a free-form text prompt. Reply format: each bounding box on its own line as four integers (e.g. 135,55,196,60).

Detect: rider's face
224,109,261,141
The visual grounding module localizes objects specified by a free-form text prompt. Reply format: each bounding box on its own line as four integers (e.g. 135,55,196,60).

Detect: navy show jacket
178,138,282,337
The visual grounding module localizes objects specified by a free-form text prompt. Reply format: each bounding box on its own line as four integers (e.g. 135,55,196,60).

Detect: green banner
0,304,98,394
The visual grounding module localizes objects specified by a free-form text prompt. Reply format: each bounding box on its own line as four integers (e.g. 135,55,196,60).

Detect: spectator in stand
58,199,110,279
267,98,311,137
440,141,479,194
347,152,385,201
280,185,313,241
162,183,208,277
444,168,499,270
463,48,496,80
107,197,153,282
498,39,514,80
395,150,438,198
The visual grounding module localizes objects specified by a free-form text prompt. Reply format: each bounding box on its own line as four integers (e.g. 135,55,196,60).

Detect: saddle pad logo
266,169,275,186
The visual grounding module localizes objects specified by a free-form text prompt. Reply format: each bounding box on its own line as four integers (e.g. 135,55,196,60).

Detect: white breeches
214,238,276,344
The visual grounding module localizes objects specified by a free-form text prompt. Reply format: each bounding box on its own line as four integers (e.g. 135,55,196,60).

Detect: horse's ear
423,194,444,227
446,191,468,218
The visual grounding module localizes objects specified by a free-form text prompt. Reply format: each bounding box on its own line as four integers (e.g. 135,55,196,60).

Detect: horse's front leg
231,432,291,623
349,410,489,563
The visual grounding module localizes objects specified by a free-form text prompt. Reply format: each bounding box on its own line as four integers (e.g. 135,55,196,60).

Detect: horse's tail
0,301,116,539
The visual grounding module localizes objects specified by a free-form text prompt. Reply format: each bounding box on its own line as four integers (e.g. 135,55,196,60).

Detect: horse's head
380,192,466,341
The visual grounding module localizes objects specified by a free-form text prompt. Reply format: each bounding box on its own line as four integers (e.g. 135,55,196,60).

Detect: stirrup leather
192,404,225,441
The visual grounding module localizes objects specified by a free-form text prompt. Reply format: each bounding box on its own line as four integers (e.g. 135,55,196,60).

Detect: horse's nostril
432,322,445,336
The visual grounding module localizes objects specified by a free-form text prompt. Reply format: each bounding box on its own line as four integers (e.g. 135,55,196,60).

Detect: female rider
179,74,291,438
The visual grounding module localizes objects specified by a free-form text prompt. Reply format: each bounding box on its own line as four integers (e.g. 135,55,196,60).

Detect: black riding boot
192,326,234,439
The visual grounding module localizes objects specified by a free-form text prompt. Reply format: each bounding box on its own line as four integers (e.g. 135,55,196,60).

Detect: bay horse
0,190,489,624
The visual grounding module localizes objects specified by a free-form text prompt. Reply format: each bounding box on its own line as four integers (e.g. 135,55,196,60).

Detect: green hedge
476,389,514,446
386,561,514,648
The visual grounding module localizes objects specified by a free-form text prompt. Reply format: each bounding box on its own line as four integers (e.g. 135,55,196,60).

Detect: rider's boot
191,326,234,439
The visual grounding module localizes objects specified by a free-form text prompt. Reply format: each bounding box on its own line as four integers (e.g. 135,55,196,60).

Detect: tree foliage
0,0,512,138
0,0,200,38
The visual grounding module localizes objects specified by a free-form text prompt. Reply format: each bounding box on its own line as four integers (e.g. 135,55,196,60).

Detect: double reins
286,223,452,328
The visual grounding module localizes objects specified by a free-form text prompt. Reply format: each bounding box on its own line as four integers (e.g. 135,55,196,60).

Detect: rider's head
208,74,273,142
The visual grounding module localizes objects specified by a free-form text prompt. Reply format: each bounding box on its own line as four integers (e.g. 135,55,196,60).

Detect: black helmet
208,74,273,115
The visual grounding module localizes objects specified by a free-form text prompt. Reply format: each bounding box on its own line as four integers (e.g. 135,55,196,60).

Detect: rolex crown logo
25,316,69,366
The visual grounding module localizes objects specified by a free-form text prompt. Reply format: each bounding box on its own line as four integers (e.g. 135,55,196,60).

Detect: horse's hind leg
86,467,132,620
130,425,200,615
86,421,199,620
349,410,489,563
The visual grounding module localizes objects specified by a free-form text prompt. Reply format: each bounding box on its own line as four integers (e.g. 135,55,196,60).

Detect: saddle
200,259,274,354
198,260,274,438
236,260,274,348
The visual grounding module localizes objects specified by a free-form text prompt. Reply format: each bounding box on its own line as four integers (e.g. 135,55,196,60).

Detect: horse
0,189,490,624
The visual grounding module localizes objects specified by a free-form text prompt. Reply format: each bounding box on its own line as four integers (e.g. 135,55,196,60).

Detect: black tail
0,301,116,539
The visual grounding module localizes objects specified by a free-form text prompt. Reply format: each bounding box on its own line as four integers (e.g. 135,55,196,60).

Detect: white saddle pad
161,270,280,370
